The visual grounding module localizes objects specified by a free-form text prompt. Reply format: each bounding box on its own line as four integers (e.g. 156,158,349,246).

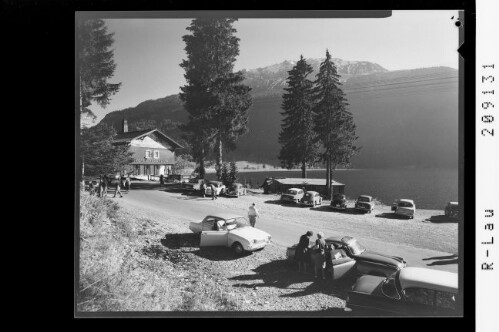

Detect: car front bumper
245,241,269,251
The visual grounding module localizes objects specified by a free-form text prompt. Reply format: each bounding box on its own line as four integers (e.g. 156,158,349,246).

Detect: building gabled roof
112,128,183,149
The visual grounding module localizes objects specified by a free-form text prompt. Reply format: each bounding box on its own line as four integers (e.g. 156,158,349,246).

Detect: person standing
125,175,131,192
311,232,327,279
159,174,164,187
100,175,108,198
295,231,313,273
248,203,260,227
201,181,206,198
113,180,123,198
210,183,217,200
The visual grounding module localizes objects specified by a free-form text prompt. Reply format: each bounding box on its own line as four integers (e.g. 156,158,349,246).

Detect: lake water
206,168,458,210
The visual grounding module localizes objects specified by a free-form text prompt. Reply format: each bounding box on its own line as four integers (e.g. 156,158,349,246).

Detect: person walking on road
248,203,260,227
295,231,313,273
113,180,123,198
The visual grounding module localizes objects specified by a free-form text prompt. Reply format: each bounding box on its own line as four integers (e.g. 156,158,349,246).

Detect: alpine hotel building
112,120,183,176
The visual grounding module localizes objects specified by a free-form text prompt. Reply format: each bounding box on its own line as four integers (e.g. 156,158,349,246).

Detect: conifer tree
77,19,121,120
228,161,239,186
312,50,359,197
80,123,134,176
179,18,252,180
278,56,318,178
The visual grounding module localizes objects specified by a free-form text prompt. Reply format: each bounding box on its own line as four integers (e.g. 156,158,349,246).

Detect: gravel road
102,182,459,312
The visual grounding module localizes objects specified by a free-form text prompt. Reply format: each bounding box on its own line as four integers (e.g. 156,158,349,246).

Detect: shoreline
205,168,361,174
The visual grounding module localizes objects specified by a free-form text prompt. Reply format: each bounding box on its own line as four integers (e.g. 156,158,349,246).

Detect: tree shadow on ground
309,206,363,215
264,200,306,208
195,246,252,261
158,232,248,261
375,212,410,220
424,215,458,224
228,259,356,300
422,253,459,266
161,233,200,249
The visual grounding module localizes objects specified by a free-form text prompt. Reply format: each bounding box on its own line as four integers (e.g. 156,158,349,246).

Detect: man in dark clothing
295,231,313,273
201,181,206,198
160,174,164,187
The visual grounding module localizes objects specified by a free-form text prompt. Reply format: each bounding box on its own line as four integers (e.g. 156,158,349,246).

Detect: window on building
145,150,152,159
154,150,159,159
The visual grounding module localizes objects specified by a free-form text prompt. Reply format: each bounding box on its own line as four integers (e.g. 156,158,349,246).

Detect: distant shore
205,168,359,174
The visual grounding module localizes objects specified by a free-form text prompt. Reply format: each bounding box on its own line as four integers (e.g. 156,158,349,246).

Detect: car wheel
232,242,245,256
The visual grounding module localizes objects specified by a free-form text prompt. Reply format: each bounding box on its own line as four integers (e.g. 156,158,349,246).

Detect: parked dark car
346,267,458,316
225,183,247,197
287,235,406,278
355,195,375,213
444,202,459,219
182,178,205,192
331,194,347,210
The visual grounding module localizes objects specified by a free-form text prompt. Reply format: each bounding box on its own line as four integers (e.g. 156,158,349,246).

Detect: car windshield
287,190,297,195
189,179,199,183
335,195,345,200
358,197,370,202
346,238,366,255
225,217,250,230
398,201,414,208
381,271,402,300
305,193,312,197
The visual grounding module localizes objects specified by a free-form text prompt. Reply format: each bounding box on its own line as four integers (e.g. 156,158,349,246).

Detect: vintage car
354,195,375,213
300,191,323,206
205,181,226,196
280,188,305,204
330,194,347,210
346,267,458,316
83,179,99,192
444,202,459,219
182,178,205,192
189,213,271,255
287,235,406,278
391,199,416,219
225,183,247,197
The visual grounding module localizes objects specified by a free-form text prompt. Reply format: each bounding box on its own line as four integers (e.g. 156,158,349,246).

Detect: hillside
100,59,458,169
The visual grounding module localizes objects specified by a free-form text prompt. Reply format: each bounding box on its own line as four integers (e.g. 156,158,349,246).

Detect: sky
85,10,460,124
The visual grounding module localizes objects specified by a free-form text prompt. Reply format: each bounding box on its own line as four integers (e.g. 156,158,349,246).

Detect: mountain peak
243,58,389,96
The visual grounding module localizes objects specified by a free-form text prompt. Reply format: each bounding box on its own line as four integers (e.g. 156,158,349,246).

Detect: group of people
200,182,219,200
294,230,330,279
88,174,131,198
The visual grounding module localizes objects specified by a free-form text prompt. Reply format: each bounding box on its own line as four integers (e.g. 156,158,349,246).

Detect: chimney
123,119,128,133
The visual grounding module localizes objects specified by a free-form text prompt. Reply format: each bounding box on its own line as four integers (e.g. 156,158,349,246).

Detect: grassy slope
78,191,241,311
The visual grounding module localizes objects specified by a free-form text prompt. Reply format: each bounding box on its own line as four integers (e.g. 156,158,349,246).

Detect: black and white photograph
76,9,465,317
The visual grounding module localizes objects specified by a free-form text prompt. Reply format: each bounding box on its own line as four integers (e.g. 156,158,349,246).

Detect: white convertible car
189,212,272,255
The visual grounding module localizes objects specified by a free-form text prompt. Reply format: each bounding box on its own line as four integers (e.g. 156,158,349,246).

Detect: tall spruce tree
77,19,121,120
313,50,359,197
179,18,252,180
80,123,134,176
278,56,318,178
